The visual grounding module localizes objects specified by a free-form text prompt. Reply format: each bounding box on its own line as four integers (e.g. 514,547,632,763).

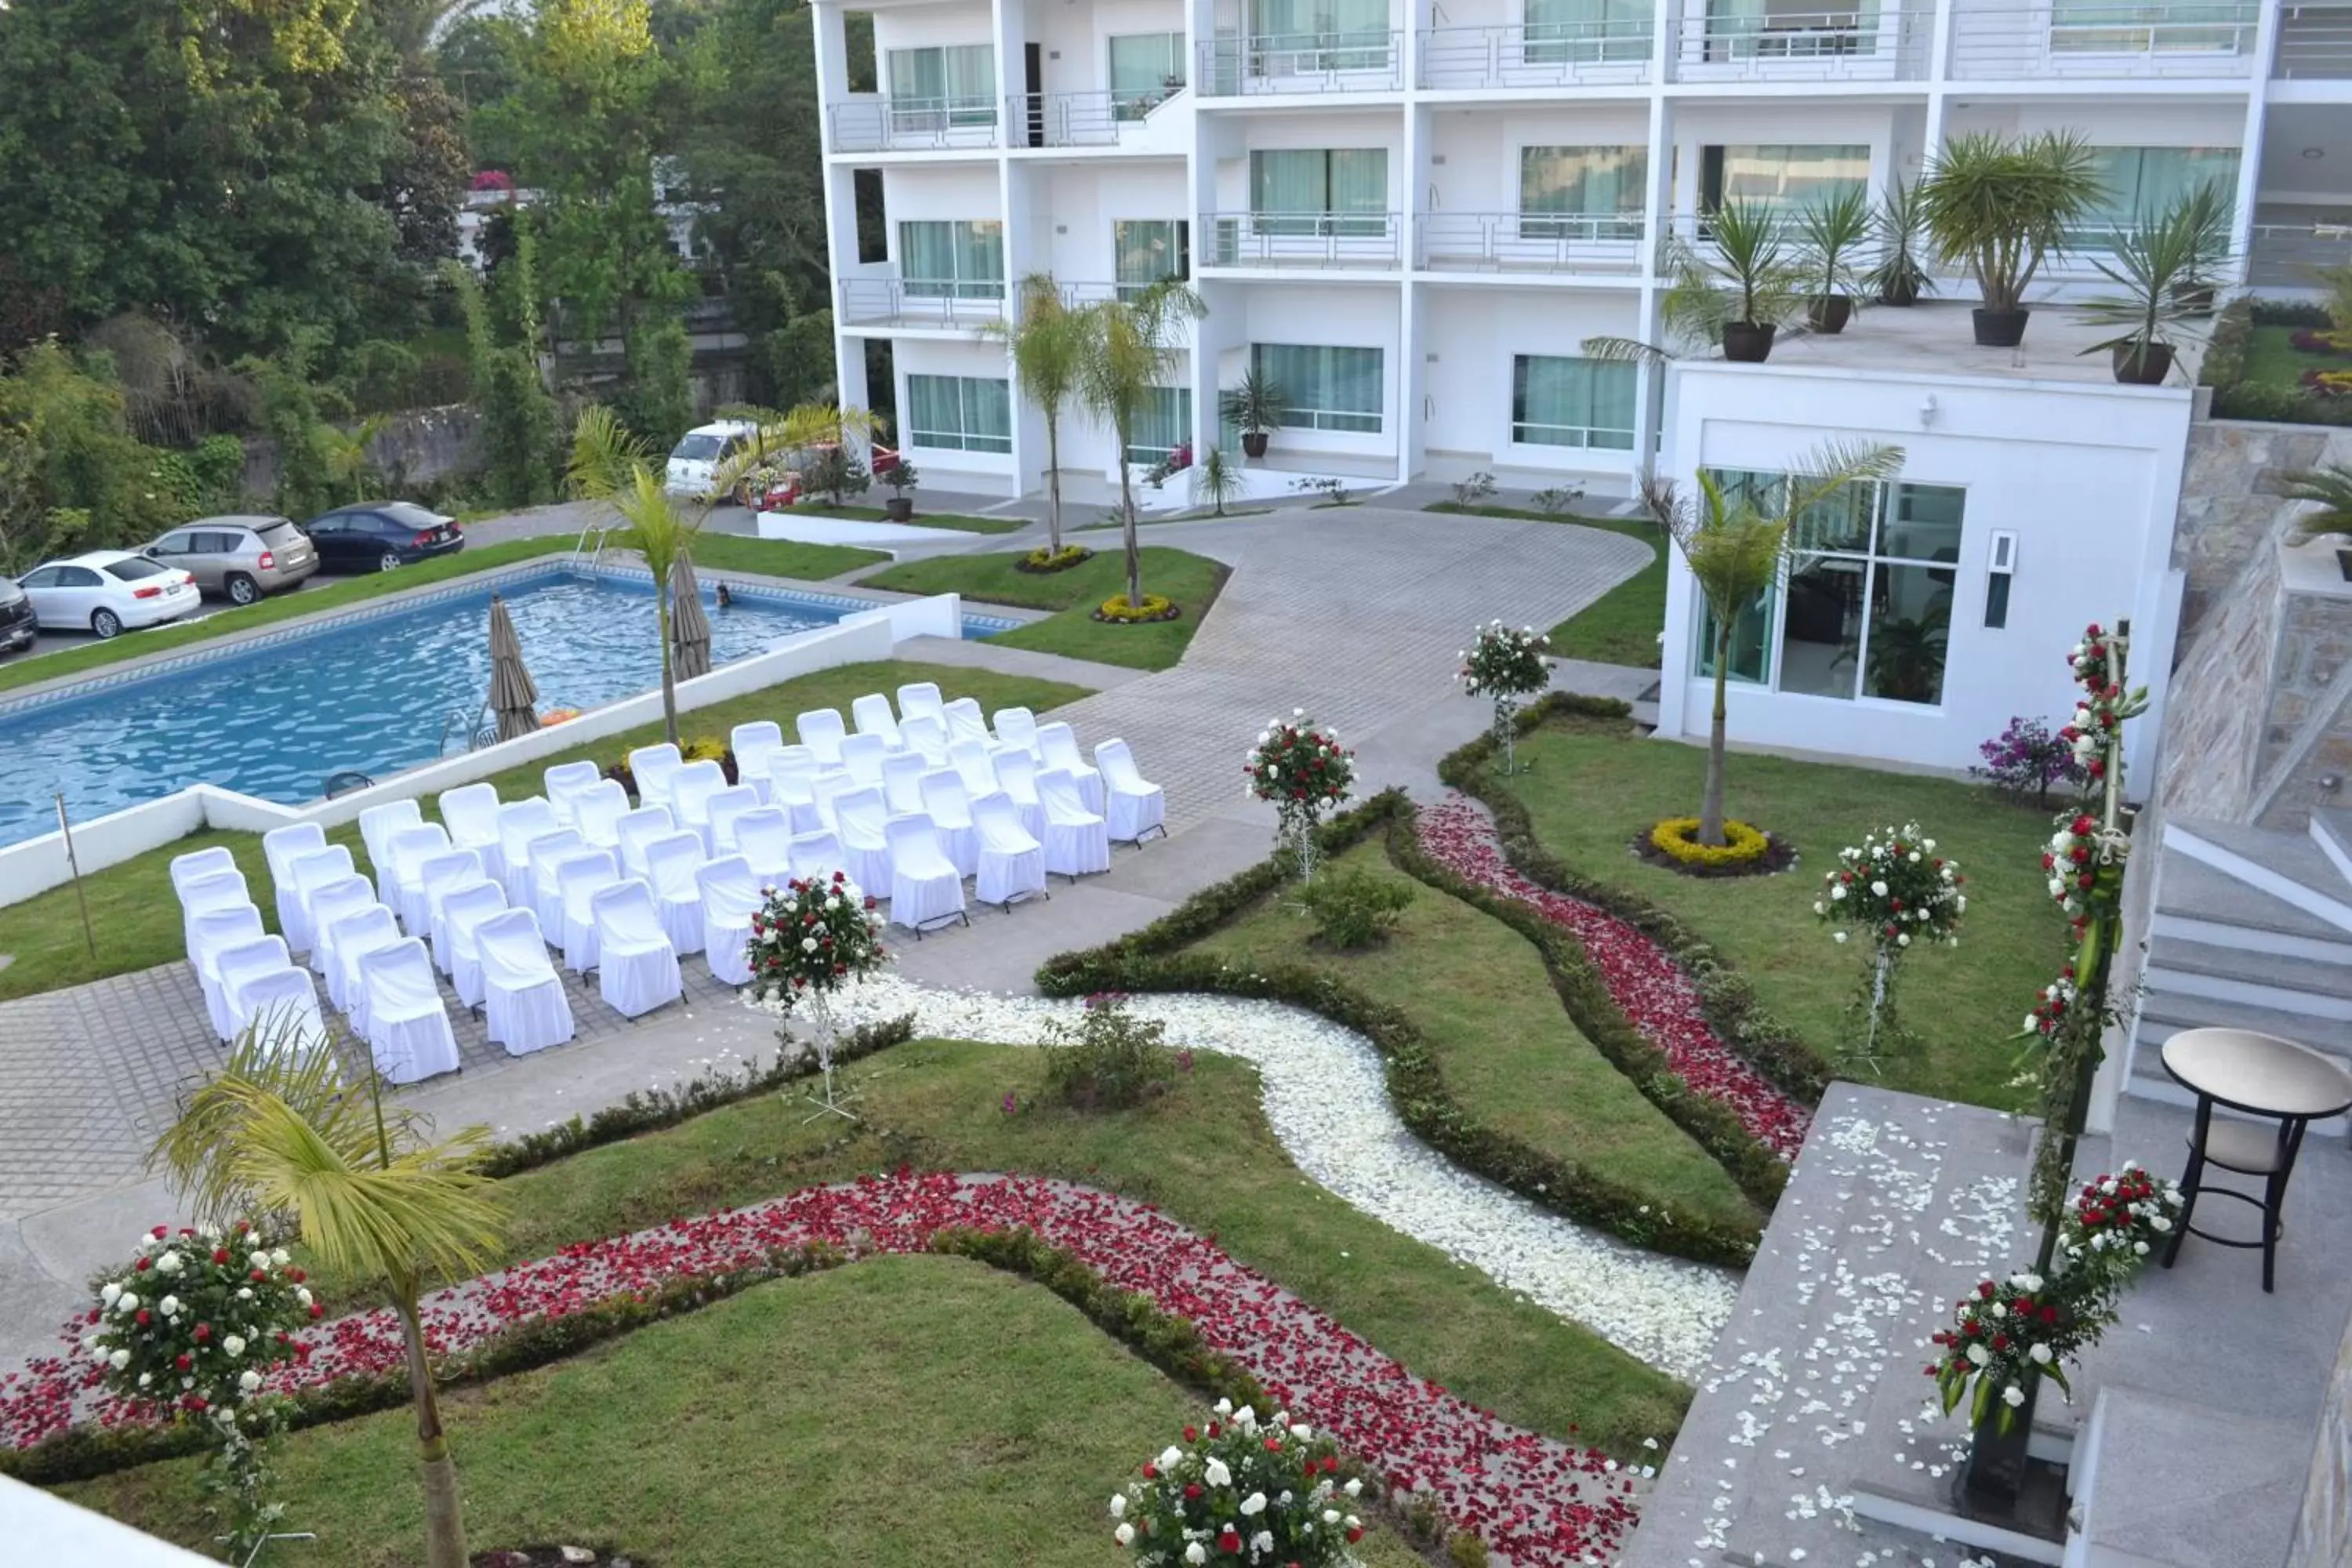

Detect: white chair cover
227,964,331,1062
572,779,632,851
542,760,604,829
851,692,903,750
170,845,238,904
385,822,454,935
526,827,587,931
732,808,794,881
972,793,1048,909
642,831,708,956
796,707,848,765
706,786,762,855
808,768,858,831
832,787,895,893
670,760,728,852
990,747,1049,841
788,829,848,887
919,769,981,877
217,939,302,1043
191,904,267,1039
358,938,459,1084
881,752,930,818
944,697,992,750
992,706,1044,760
497,799,560,907
614,805,676,880
1095,739,1167,844
441,880,509,1007
630,743,685,813
302,877,375,978
590,880,683,1018
182,869,256,959
320,903,397,1015
896,681,946,728
356,800,423,898
730,721,785,796
838,731,889,786
418,848,485,958
283,848,355,953
1037,721,1104,812
557,850,622,973
884,815,966,934
475,909,575,1055
262,822,328,942
1036,768,1111,878
947,739,1000,800
696,857,762,987
766,747,821,809
898,714,949,767
438,782,504,881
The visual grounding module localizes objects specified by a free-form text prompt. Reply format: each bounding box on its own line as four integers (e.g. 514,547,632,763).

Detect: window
2051,0,2251,54
17,567,60,589
1512,357,1636,450
1109,32,1185,115
1127,387,1194,463
152,532,193,555
103,556,169,582
898,220,1006,299
1115,220,1190,300
1250,149,1388,236
2078,147,2240,239
1984,530,2016,630
1247,0,1391,68
1252,343,1383,433
906,374,1012,453
1700,144,1871,214
885,44,996,128
1519,147,1646,241
58,566,103,587
1523,0,1653,64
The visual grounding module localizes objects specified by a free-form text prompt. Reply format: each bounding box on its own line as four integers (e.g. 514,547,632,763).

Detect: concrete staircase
2132,811,2352,1130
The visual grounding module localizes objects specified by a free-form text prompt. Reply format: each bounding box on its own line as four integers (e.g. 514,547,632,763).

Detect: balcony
2275,2,2352,78
828,96,999,154
1668,2,1930,82
1203,211,1404,269
837,278,1007,330
1417,212,1646,274
2248,219,2352,289
1004,88,1187,149
1196,32,1404,96
1948,1,2259,79
1417,22,1654,88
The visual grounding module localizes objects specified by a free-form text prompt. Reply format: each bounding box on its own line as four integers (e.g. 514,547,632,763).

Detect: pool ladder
571,521,612,570
435,702,497,757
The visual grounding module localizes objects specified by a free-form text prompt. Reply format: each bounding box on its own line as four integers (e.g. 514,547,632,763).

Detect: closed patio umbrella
488,594,540,742
671,552,713,682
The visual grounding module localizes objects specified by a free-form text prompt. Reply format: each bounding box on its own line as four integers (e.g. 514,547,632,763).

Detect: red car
736,444,900,512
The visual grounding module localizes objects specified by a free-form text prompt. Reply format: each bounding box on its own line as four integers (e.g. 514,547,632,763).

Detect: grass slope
1501,712,2063,1108
788,503,1028,535
1188,841,1764,1237
2242,324,2343,392
1425,504,1665,668
0,662,1087,1000
67,1257,1425,1568
860,547,1227,671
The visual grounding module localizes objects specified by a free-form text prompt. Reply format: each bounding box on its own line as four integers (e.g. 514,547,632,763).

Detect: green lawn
791,503,1028,535
0,662,1087,1000
1189,841,1764,1237
861,547,1227,671
1426,503,1665,669
1501,711,2065,1108
67,1256,1427,1568
2242,323,2343,391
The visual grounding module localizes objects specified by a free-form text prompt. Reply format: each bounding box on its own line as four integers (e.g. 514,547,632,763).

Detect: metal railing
1669,5,1929,79
2275,3,2352,77
2248,220,2352,288
1417,21,1656,86
1196,31,1404,94
1417,212,1647,272
1003,86,1185,148
837,278,1008,328
1203,211,1403,268
1949,1,2258,78
828,96,1000,153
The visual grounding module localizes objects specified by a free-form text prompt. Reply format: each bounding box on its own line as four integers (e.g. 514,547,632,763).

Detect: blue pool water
0,569,1006,848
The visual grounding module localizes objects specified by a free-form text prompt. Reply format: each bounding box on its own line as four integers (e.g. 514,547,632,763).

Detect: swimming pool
0,567,1012,848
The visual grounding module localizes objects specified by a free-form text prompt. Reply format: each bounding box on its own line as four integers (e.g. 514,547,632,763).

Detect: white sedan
16,550,202,639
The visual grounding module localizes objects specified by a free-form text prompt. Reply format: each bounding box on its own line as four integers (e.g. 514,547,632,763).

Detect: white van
664,419,761,499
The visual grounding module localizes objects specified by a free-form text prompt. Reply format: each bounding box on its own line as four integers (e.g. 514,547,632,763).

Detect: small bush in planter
1299,866,1414,949
880,457,918,521
1219,368,1285,458
1041,992,1178,1109
1864,176,1934,307
1918,130,2103,348
800,443,870,506
2074,197,2207,385
1588,198,1806,365
1796,187,1871,335
1453,470,1497,506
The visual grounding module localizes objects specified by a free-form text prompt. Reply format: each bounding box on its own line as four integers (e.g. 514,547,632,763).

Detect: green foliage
336,339,425,415
0,341,189,567
1300,867,1416,949
802,444,871,506
240,347,338,521
1918,131,2105,315
479,348,559,508
616,316,696,451
758,309,841,412
1040,994,1181,1110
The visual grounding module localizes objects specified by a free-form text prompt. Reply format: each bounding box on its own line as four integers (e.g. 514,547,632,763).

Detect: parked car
0,576,34,655
665,419,761,499
302,501,465,573
15,550,201,639
142,514,319,604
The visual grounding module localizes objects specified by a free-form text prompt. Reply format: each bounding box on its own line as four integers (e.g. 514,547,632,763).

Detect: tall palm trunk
655,597,678,746
1044,415,1065,554
1116,416,1143,605
1700,623,1732,846
395,1286,467,1568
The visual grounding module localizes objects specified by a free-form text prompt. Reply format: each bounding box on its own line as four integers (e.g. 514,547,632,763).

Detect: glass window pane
1520,147,1648,220
1254,343,1382,433
1127,387,1194,462
1116,220,1185,297
1511,355,1636,448
1703,144,1870,213
1777,557,1865,699
966,377,1012,451
1882,483,1965,564
1696,589,1773,684
1788,481,1876,555
1525,0,1654,63
1110,32,1184,113
1865,562,1952,705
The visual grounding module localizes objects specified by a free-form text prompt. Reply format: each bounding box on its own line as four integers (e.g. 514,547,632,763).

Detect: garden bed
861,547,1227,670
2200,299,2352,429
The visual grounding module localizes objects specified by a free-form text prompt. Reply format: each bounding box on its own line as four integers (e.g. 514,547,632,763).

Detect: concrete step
2150,851,2352,963
2163,817,2352,934
2142,935,2352,1019
2072,1385,2307,1568
2310,806,2352,889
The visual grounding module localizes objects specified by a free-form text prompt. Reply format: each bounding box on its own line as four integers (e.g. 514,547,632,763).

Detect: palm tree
1642,438,1905,845
983,274,1090,554
568,405,702,746
154,1033,503,1568
317,416,390,506
713,401,891,509
1078,278,1207,607
2285,463,2352,540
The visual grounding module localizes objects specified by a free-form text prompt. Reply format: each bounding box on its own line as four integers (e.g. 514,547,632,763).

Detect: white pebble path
775,974,1740,1381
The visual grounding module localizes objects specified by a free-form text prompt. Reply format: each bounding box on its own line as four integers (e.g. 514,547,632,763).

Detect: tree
985,274,1091,555
568,405,703,745
1642,439,1904,845
617,316,696,452
153,1033,505,1568
1079,279,1207,607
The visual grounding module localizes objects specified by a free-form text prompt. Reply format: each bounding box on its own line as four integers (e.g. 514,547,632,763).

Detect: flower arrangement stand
797,992,861,1123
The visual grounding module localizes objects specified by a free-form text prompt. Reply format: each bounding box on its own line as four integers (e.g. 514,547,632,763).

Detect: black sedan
301,502,466,574
0,576,34,655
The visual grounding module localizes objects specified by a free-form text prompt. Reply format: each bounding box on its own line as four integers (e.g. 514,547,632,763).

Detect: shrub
1020,543,1093,573
1040,993,1178,1110
1530,484,1584,516
1452,470,1496,506
801,444,870,506
1299,867,1414,949
1108,1400,1359,1566
1094,592,1178,623
1973,716,2084,808
1646,816,1773,869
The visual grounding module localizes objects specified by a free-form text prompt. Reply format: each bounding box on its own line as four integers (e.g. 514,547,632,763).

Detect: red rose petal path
2,1172,1642,1566
1418,796,1812,1159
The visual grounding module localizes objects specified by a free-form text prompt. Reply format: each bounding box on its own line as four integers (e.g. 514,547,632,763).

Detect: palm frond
565,405,654,504
2285,463,2352,538
1581,335,1669,365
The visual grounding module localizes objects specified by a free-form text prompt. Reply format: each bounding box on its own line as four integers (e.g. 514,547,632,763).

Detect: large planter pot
1956,1374,2039,1511
2111,342,2175,386
883,497,914,521
1809,296,1853,335
1879,276,1920,308
1720,321,1777,363
1240,431,1269,459
1972,307,2031,348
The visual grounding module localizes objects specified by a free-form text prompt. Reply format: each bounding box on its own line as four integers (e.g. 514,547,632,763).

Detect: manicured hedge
2200,298,2352,429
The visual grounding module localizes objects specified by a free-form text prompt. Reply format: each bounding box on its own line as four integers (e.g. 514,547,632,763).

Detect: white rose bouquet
1110,1399,1364,1566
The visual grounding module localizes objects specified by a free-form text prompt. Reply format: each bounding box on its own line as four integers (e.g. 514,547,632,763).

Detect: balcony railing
1949,2,2259,78
1004,87,1185,148
2248,220,2352,289
1203,211,1403,268
828,96,1000,154
1417,212,1647,273
1417,22,1655,87
838,278,1007,328
1196,31,1404,95
2275,3,2352,78
1668,5,1929,79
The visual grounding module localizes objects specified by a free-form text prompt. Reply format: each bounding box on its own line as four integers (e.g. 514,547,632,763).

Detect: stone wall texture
2172,420,2336,644
2285,1305,2352,1568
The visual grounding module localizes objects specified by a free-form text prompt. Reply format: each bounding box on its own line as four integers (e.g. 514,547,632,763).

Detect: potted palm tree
1798,188,1871,335
2169,178,2234,314
880,456,920,521
1220,368,1284,458
1918,130,2104,348
1864,176,1934,307
1671,199,1809,361
2074,201,2201,385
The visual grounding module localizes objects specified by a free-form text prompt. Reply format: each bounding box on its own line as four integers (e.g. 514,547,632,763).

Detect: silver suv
143,516,320,605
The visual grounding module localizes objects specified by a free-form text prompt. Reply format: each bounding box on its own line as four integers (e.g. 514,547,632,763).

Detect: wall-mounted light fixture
1918,394,1939,429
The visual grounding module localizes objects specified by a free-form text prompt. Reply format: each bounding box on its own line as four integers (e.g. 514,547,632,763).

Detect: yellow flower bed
1020,544,1091,572
1096,593,1176,623
1648,816,1772,868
